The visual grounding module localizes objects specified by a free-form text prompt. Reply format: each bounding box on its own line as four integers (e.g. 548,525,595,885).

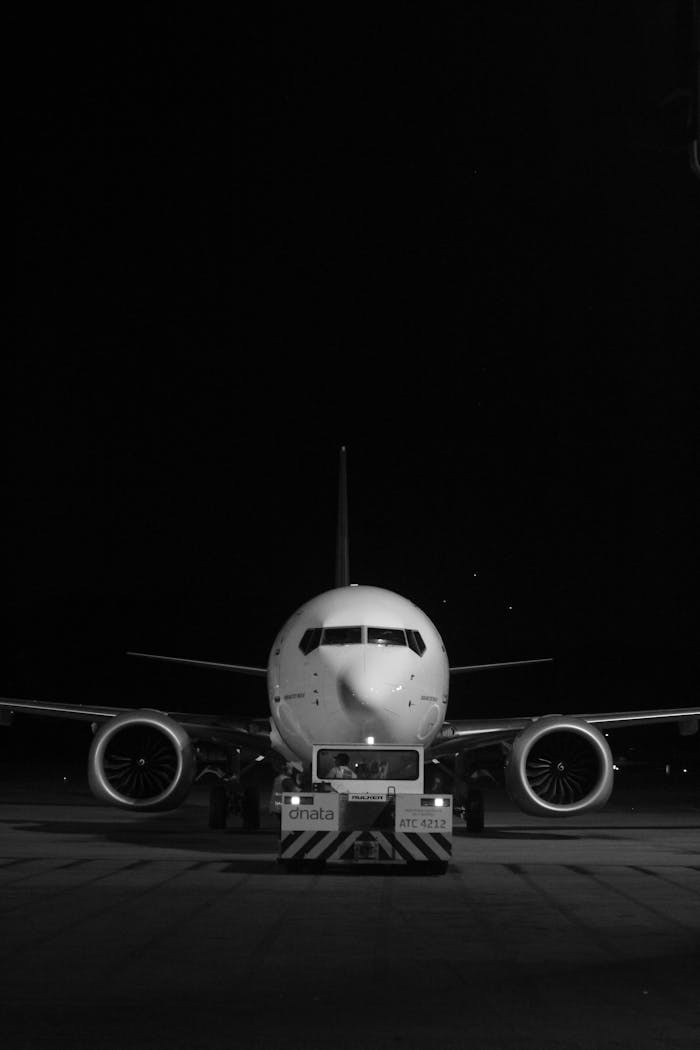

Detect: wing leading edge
431,706,700,756
0,697,272,752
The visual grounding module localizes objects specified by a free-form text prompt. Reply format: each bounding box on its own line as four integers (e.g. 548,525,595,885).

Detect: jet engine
88,709,196,811
505,715,613,816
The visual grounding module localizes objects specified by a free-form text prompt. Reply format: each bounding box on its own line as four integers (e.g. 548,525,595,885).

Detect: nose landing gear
464,788,485,833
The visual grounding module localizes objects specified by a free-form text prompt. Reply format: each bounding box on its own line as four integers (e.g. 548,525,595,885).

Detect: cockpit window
406,630,426,656
301,625,425,653
367,627,406,646
321,626,362,646
299,627,322,655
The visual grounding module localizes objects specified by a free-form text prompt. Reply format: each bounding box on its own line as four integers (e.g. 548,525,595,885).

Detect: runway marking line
566,863,700,934
504,863,626,960
2,861,208,954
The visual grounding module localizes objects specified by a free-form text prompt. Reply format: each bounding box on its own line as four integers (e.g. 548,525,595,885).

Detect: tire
242,784,260,831
465,788,485,833
209,783,228,829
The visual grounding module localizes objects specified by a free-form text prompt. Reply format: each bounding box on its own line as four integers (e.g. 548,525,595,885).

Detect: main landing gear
464,788,485,833
196,746,262,831
208,779,261,831
452,755,486,833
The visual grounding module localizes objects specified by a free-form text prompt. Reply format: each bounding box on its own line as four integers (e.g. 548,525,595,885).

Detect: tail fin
335,446,350,587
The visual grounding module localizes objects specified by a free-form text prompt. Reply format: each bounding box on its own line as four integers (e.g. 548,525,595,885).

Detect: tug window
321,626,362,646
406,630,426,656
299,628,322,655
367,627,406,646
317,748,420,781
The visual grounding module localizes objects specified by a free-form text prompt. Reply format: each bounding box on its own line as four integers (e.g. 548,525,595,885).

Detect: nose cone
337,653,405,715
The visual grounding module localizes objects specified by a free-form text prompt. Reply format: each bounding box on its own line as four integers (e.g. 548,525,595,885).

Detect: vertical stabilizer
335,446,350,587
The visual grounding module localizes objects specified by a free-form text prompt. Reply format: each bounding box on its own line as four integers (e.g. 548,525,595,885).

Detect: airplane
2,447,698,832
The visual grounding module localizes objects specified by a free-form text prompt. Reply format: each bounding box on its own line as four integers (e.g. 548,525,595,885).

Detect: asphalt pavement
1,774,698,1049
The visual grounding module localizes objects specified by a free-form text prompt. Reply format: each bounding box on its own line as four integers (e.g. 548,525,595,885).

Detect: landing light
291,795,301,806
366,736,374,745
434,798,445,807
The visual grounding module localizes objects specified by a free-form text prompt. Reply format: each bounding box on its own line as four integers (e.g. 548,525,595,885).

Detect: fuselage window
367,627,406,646
321,626,362,646
299,627,322,655
406,630,427,656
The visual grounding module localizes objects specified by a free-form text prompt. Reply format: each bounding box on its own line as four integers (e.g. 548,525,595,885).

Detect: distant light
683,768,688,774
613,764,620,772
63,777,68,782
434,798,445,807
366,736,375,745
473,573,477,578
507,605,513,611
350,583,359,587
255,755,265,762
291,795,301,806
432,758,439,764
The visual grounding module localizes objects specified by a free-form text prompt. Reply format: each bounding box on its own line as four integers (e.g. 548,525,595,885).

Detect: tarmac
1,771,699,1050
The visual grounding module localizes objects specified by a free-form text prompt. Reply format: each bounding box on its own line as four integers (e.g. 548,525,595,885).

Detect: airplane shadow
455,828,579,840
0,815,281,858
1,818,458,877
454,824,700,839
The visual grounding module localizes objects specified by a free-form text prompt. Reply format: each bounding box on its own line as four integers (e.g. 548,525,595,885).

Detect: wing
431,706,700,756
0,696,272,753
127,651,268,676
449,658,553,674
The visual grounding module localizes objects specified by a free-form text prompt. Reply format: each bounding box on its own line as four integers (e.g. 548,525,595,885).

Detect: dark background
8,5,699,765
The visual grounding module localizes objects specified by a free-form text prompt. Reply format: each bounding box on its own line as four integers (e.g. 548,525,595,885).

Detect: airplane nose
337,658,404,714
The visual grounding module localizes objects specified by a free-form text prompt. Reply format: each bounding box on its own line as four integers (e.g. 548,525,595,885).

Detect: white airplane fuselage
267,585,449,762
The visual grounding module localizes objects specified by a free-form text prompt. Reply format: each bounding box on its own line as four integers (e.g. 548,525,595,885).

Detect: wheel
209,783,228,829
242,784,260,830
465,788,484,833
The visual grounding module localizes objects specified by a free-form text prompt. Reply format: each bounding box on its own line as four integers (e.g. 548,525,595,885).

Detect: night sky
8,5,699,759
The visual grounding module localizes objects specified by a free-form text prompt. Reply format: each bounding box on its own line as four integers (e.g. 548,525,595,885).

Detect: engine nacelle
505,715,613,817
88,709,196,811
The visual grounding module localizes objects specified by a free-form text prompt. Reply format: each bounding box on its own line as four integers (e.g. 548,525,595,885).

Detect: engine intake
505,715,613,816
88,709,195,811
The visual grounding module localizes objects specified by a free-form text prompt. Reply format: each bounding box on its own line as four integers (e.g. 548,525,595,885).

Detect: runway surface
1,774,699,1050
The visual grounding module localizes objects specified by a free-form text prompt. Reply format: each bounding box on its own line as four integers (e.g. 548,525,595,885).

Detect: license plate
354,840,379,861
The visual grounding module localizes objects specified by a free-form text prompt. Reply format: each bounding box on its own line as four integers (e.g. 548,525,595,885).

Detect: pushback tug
278,743,452,873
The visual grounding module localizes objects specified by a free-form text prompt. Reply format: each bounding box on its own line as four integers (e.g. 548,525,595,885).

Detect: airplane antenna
335,445,350,587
